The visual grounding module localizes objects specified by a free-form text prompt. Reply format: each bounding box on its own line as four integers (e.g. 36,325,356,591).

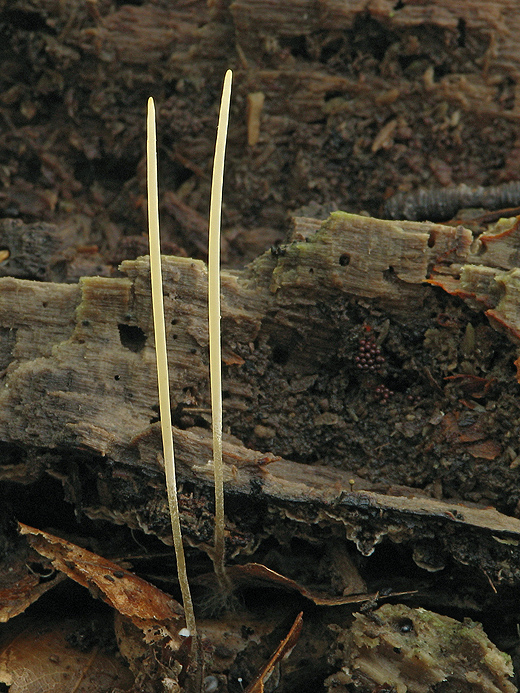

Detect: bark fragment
326,603,516,693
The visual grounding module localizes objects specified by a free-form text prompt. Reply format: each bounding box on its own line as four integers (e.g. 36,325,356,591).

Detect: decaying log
0,210,476,460
2,211,520,584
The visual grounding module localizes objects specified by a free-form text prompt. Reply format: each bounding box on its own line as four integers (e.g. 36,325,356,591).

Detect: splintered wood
325,603,516,693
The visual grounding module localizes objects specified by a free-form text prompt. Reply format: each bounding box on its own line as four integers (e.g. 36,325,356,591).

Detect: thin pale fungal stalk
147,97,197,636
208,69,232,589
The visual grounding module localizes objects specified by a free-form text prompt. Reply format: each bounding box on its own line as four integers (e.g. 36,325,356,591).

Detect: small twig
384,180,520,221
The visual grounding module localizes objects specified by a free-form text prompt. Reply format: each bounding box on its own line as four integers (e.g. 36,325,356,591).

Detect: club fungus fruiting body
147,71,233,634
208,69,232,590
147,96,196,636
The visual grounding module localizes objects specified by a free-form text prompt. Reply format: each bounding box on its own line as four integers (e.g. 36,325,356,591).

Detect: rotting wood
0,211,474,460
2,212,520,584
3,3,520,689
326,603,517,693
2,0,520,260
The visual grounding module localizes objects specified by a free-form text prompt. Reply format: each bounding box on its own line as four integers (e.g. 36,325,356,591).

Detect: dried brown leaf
0,571,66,624
466,439,502,460
0,618,133,692
0,536,66,623
226,563,376,606
19,523,184,644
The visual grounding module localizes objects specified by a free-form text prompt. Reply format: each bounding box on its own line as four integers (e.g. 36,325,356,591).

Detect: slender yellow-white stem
208,70,232,589
147,97,197,636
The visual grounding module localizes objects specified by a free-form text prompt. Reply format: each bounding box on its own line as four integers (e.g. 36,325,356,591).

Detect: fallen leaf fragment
0,617,133,693
0,570,66,624
444,373,495,398
226,563,377,606
244,612,303,693
466,439,502,460
19,523,184,645
0,534,66,622
440,412,486,443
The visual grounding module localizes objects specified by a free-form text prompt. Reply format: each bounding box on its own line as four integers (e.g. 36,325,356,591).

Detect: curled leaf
226,563,376,606
19,523,184,645
0,537,65,623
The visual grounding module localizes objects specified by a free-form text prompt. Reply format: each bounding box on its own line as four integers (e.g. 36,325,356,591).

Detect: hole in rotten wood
383,266,399,283
457,17,466,48
339,253,350,266
272,345,290,365
118,324,146,352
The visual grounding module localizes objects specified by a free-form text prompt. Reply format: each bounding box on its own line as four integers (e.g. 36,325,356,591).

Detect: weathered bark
2,212,520,585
